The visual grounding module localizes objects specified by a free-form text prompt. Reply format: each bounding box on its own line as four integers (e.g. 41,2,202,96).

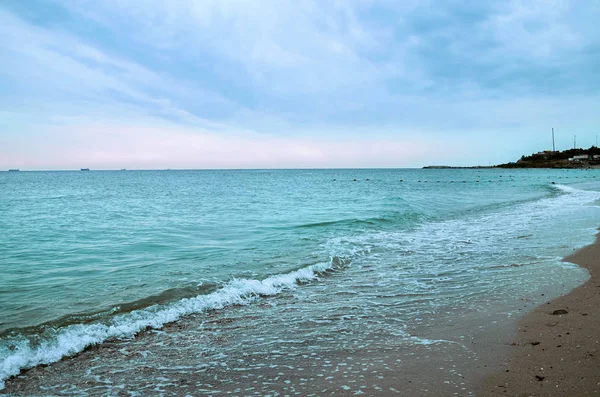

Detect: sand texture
480,236,600,396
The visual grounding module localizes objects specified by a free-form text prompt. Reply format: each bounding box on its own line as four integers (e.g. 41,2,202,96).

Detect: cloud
0,8,238,127
56,0,405,95
1,0,599,169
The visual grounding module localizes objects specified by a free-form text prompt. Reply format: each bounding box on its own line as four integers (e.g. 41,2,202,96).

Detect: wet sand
480,234,600,396
2,295,491,396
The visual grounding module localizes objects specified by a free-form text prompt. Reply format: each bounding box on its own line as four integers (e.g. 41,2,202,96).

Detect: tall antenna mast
552,128,555,152
574,135,577,149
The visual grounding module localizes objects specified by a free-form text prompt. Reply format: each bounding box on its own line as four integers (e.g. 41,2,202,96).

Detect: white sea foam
0,259,339,390
553,183,586,194
326,183,600,255
318,182,600,314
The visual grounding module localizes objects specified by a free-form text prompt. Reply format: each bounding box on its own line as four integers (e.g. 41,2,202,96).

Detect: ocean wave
551,183,588,194
0,256,349,390
0,283,223,339
551,183,600,205
294,212,428,229
323,181,600,267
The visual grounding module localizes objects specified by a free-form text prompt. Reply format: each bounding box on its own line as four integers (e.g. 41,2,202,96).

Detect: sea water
1,169,600,394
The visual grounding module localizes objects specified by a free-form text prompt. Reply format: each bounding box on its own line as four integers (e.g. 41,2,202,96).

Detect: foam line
0,259,341,390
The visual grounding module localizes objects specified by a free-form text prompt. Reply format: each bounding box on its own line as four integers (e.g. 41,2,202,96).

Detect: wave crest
0,256,344,390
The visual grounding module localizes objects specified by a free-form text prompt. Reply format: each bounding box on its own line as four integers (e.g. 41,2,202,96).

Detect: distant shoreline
422,165,495,169
423,164,600,169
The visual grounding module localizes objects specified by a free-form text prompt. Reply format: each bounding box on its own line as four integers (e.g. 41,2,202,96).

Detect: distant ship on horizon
81,168,90,171
8,169,20,172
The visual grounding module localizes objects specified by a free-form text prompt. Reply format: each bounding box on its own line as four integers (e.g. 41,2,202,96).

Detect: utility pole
552,128,555,152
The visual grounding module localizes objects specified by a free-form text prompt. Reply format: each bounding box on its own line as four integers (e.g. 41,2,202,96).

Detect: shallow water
1,168,600,393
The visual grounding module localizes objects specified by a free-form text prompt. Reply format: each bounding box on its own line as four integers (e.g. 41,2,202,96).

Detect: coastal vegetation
497,146,600,168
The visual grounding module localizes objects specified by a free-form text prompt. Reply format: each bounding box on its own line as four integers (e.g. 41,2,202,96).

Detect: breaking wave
0,256,349,390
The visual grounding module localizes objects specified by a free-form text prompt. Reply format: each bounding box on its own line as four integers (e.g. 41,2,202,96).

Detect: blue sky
1,0,599,169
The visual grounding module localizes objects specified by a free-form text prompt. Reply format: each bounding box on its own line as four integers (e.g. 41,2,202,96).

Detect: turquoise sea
1,169,600,394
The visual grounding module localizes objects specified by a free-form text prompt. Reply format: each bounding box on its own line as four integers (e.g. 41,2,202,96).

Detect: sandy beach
480,233,600,396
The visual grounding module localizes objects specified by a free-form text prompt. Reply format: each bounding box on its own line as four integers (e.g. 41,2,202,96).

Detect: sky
1,0,599,169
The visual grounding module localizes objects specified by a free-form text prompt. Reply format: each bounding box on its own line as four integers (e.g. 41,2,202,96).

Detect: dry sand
480,235,600,396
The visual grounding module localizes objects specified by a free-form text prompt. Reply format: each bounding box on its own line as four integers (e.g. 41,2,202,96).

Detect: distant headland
424,146,600,169
496,146,600,168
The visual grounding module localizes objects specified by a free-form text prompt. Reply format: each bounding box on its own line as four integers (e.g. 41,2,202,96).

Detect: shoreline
479,231,600,396
1,177,598,395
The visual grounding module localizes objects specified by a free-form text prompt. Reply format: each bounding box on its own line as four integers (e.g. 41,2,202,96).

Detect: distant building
569,155,589,161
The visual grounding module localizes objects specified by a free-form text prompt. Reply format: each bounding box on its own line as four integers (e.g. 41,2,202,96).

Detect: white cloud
0,9,236,128
60,0,411,94
485,0,583,60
